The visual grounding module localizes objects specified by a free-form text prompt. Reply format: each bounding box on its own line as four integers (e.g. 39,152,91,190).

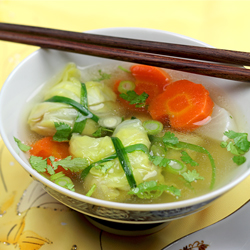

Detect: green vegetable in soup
50,172,75,192
119,90,149,108
69,119,164,201
29,155,88,175
149,131,216,189
14,137,31,152
220,130,250,165
111,136,137,188
22,63,248,204
27,63,117,137
128,180,181,199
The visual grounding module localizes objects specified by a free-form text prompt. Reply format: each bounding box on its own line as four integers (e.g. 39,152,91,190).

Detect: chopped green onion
118,65,131,73
54,176,75,191
143,120,163,135
111,137,137,188
150,142,166,157
50,171,75,191
50,171,65,181
86,184,97,197
166,159,187,174
118,80,135,93
98,116,122,129
44,95,99,123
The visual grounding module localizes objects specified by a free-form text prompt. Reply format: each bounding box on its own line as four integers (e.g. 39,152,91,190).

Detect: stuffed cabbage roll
69,119,164,202
27,63,118,136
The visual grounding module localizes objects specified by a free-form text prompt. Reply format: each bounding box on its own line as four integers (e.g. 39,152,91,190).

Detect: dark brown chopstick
1,23,250,82
1,22,250,66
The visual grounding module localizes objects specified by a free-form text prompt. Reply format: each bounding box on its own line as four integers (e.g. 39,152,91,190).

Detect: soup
16,62,249,204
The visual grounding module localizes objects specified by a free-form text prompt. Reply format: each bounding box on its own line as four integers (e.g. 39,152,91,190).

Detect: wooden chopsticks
1,22,250,82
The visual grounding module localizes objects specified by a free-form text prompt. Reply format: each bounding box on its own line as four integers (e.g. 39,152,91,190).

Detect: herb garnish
181,170,204,183
53,122,72,142
95,70,111,81
220,130,250,165
29,155,88,175
14,137,31,152
181,151,199,167
119,90,149,108
128,180,181,199
149,132,215,189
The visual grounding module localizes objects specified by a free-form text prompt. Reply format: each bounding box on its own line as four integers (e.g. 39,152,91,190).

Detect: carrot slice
130,64,171,90
148,80,214,131
114,65,171,112
131,65,171,104
30,137,71,175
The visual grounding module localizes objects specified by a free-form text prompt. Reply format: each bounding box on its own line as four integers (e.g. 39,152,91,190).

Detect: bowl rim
1,27,250,211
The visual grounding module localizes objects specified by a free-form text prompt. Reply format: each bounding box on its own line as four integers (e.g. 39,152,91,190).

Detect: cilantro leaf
162,131,179,146
14,137,31,152
181,151,199,167
221,130,250,166
181,170,204,183
119,90,148,107
96,70,111,81
49,156,88,172
53,122,72,142
128,180,181,199
233,155,246,165
149,155,187,174
223,130,250,153
29,155,48,173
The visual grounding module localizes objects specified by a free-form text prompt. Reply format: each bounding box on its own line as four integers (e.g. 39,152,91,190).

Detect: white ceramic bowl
1,28,250,229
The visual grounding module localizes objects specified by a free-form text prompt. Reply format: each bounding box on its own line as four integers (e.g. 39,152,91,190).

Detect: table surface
1,1,250,249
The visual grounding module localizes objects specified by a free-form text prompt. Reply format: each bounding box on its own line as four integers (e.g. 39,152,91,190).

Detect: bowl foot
85,216,169,236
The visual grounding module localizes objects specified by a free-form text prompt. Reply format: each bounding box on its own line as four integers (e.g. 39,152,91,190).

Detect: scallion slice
98,116,122,129
118,80,135,93
143,120,163,135
50,171,75,191
150,142,166,157
166,159,187,174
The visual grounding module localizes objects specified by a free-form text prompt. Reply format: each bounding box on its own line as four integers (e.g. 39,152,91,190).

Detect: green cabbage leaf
27,63,117,137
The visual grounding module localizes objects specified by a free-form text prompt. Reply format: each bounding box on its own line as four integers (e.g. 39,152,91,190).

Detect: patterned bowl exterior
44,185,217,223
